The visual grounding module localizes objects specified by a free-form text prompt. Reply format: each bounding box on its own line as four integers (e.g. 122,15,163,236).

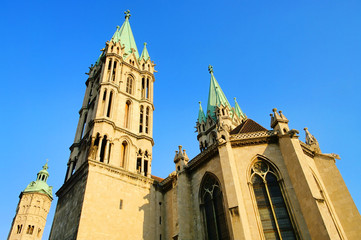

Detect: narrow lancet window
126,76,133,94
124,101,131,128
112,61,117,81
139,105,144,133
146,78,150,99
99,135,107,163
106,92,113,117
251,160,297,240
142,77,145,98
145,107,149,134
121,141,127,167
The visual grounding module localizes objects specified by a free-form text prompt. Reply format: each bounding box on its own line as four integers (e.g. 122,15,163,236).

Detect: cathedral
8,11,361,240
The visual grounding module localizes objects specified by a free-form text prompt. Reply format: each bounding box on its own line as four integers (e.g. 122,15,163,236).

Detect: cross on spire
124,10,131,20
208,65,213,74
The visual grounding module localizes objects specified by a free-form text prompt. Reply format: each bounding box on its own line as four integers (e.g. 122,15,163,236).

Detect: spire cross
208,65,213,74
43,159,49,170
124,10,131,20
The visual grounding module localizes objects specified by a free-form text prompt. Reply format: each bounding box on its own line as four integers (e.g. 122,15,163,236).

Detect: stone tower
49,11,159,240
8,161,53,240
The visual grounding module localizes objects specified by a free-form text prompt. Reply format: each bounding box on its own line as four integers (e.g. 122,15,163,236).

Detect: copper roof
230,119,268,135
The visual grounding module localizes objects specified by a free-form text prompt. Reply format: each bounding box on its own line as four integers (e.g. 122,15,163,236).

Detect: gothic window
26,225,34,235
142,77,145,98
108,59,112,70
124,100,131,128
146,77,150,99
106,91,113,117
251,160,297,240
139,105,144,133
126,76,133,94
200,174,230,240
142,63,145,70
145,107,149,134
17,225,22,234
103,89,107,101
121,141,127,167
112,61,117,81
144,159,148,176
136,157,142,173
99,135,107,163
37,228,42,237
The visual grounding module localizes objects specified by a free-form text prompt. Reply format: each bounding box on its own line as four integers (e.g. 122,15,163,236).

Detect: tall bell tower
50,11,158,240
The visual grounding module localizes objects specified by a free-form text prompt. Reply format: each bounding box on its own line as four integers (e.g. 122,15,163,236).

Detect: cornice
87,159,154,188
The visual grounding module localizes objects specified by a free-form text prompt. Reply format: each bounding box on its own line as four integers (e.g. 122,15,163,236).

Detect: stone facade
48,12,361,240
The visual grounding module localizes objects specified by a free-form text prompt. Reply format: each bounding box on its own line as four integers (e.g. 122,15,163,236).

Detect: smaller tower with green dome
7,161,53,240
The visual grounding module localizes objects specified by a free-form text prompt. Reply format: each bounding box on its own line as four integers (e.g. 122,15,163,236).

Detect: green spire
197,101,207,123
111,10,139,59
234,97,246,119
139,42,150,61
206,65,231,120
23,160,53,199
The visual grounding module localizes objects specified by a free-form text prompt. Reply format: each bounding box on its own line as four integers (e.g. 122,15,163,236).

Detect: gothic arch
248,156,298,239
199,172,230,240
118,136,134,168
247,154,282,182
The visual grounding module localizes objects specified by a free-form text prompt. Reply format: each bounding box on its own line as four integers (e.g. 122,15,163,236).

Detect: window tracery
251,159,297,240
200,174,230,240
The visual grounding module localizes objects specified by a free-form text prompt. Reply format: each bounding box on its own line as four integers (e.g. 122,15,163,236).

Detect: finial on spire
208,65,213,74
144,42,147,46
43,159,49,170
116,25,120,30
124,10,131,20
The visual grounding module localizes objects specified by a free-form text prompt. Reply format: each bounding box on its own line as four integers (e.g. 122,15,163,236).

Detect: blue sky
1,1,360,239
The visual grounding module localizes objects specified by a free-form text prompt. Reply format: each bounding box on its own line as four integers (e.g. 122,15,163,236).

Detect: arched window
99,135,107,163
124,101,131,128
121,141,127,167
141,77,145,98
146,77,150,99
251,160,297,240
106,91,113,117
126,76,133,94
139,105,144,133
112,61,117,81
17,225,22,234
200,174,230,240
107,59,112,81
145,107,149,134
